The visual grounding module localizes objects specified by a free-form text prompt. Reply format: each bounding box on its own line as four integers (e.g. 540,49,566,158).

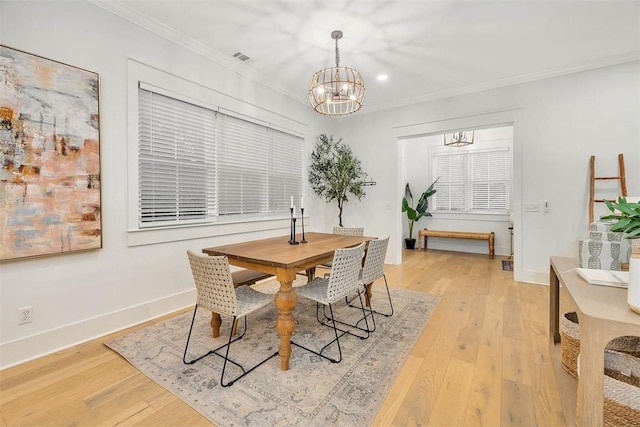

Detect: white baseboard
0,289,196,370
517,268,549,285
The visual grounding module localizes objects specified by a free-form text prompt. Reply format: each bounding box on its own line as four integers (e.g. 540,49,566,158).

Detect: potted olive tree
402,178,439,249
308,134,368,227
602,196,640,314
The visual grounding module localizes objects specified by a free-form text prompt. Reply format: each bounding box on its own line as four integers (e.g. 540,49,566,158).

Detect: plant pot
628,239,640,314
405,238,416,250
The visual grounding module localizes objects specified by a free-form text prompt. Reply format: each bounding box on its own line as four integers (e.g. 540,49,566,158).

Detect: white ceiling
94,0,640,114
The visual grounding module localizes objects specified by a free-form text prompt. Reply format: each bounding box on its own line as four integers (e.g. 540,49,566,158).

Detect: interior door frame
392,107,524,281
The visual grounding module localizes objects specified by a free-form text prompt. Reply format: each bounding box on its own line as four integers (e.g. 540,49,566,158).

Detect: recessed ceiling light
376,74,388,81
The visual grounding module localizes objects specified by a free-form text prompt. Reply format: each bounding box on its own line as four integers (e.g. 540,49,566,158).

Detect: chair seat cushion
235,286,274,317
295,277,331,305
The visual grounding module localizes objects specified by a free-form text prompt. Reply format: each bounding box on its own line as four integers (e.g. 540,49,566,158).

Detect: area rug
105,283,440,427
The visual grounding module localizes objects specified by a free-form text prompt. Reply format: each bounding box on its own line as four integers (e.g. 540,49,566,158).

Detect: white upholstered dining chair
346,236,392,332
292,243,367,363
318,226,365,270
183,250,278,387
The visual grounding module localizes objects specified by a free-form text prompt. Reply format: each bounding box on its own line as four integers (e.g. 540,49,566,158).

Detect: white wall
0,0,329,368
1,0,638,368
318,61,639,283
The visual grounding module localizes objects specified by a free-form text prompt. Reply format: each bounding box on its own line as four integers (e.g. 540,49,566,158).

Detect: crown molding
89,0,309,106
362,53,640,115
89,1,638,118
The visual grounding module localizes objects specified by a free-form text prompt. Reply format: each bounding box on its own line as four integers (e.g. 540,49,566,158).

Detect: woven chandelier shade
308,30,366,116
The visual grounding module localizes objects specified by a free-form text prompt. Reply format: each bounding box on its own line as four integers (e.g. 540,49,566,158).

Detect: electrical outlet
18,306,32,325
524,203,540,212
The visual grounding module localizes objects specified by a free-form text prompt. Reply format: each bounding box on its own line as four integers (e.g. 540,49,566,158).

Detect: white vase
629,239,640,314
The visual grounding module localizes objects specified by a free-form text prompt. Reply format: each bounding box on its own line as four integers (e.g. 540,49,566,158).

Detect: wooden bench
418,229,495,259
231,269,273,287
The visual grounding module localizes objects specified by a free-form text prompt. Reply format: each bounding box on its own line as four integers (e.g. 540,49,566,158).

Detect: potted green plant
308,134,368,227
601,196,640,314
402,178,439,249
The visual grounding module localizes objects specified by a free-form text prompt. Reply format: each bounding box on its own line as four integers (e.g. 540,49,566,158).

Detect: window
432,147,510,213
138,86,303,228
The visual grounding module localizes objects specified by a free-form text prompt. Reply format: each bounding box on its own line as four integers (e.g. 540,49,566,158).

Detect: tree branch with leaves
308,134,368,227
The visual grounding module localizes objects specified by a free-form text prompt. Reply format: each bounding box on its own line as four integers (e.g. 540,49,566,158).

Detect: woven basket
603,337,640,427
560,311,580,378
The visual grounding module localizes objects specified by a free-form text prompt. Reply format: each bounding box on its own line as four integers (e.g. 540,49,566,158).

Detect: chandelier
444,130,474,147
308,30,366,116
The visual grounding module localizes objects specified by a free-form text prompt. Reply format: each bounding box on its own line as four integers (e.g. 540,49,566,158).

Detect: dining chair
346,236,392,332
332,226,365,236
183,250,278,387
292,243,367,363
319,226,365,269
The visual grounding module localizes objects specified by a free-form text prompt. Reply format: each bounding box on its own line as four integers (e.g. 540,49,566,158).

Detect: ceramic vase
628,239,640,314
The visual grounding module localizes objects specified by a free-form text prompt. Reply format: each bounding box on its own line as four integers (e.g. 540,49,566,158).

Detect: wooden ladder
589,153,627,223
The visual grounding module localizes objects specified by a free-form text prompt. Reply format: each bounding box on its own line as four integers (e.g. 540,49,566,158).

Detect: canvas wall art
0,46,101,261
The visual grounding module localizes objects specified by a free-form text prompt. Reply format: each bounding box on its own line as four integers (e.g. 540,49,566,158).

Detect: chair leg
292,303,344,363
318,291,374,338
183,305,217,364
183,309,278,386
347,274,394,317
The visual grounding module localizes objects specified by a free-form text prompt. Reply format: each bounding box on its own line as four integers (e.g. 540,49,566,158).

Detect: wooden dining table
202,232,373,371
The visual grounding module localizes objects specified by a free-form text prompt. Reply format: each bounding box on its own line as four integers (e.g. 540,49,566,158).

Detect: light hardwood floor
1,249,568,426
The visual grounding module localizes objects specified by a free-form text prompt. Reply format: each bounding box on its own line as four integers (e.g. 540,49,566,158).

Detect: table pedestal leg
364,282,373,307
210,312,221,338
275,269,298,370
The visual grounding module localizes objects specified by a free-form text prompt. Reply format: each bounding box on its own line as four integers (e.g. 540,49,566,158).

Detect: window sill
430,211,510,222
127,214,295,247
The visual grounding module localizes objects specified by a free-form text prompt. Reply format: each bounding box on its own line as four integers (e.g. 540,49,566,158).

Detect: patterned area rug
105,282,440,427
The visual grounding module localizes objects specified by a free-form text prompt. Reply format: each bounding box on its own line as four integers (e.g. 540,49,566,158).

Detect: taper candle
290,196,293,209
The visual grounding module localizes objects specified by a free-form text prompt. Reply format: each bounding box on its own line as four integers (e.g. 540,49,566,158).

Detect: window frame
431,146,511,214
127,59,306,247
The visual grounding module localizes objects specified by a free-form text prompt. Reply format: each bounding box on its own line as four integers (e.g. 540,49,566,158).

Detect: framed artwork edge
0,44,102,262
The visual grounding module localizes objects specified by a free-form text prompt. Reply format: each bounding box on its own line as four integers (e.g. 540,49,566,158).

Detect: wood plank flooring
0,249,567,426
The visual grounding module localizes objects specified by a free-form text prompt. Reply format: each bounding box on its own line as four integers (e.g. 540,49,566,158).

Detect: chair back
332,226,364,236
362,236,389,284
326,243,366,302
187,250,238,316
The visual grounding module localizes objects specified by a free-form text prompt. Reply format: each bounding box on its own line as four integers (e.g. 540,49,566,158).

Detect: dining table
202,231,374,371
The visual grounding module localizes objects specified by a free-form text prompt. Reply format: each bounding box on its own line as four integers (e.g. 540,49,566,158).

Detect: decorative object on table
288,200,298,245
300,196,307,243
0,46,101,261
308,134,368,227
308,30,365,116
105,287,441,427
578,218,632,271
560,311,580,379
402,178,439,249
443,130,474,147
576,268,629,288
601,196,640,314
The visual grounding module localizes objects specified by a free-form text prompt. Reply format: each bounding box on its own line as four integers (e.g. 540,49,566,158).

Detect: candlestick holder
300,208,307,243
288,207,299,245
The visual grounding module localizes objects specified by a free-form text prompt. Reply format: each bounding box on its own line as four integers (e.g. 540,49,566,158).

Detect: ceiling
94,0,640,114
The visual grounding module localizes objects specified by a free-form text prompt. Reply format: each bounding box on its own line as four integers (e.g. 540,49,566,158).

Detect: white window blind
432,147,510,212
138,86,303,227
138,89,216,226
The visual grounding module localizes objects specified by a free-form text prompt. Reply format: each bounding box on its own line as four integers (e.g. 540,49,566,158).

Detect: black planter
405,238,416,250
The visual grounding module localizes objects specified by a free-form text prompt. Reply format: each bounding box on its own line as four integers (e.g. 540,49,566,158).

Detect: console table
549,256,640,426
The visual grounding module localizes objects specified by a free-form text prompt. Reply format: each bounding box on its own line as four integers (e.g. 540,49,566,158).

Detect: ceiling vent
232,52,250,62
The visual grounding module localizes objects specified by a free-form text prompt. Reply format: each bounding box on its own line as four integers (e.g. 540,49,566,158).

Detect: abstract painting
0,46,101,261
